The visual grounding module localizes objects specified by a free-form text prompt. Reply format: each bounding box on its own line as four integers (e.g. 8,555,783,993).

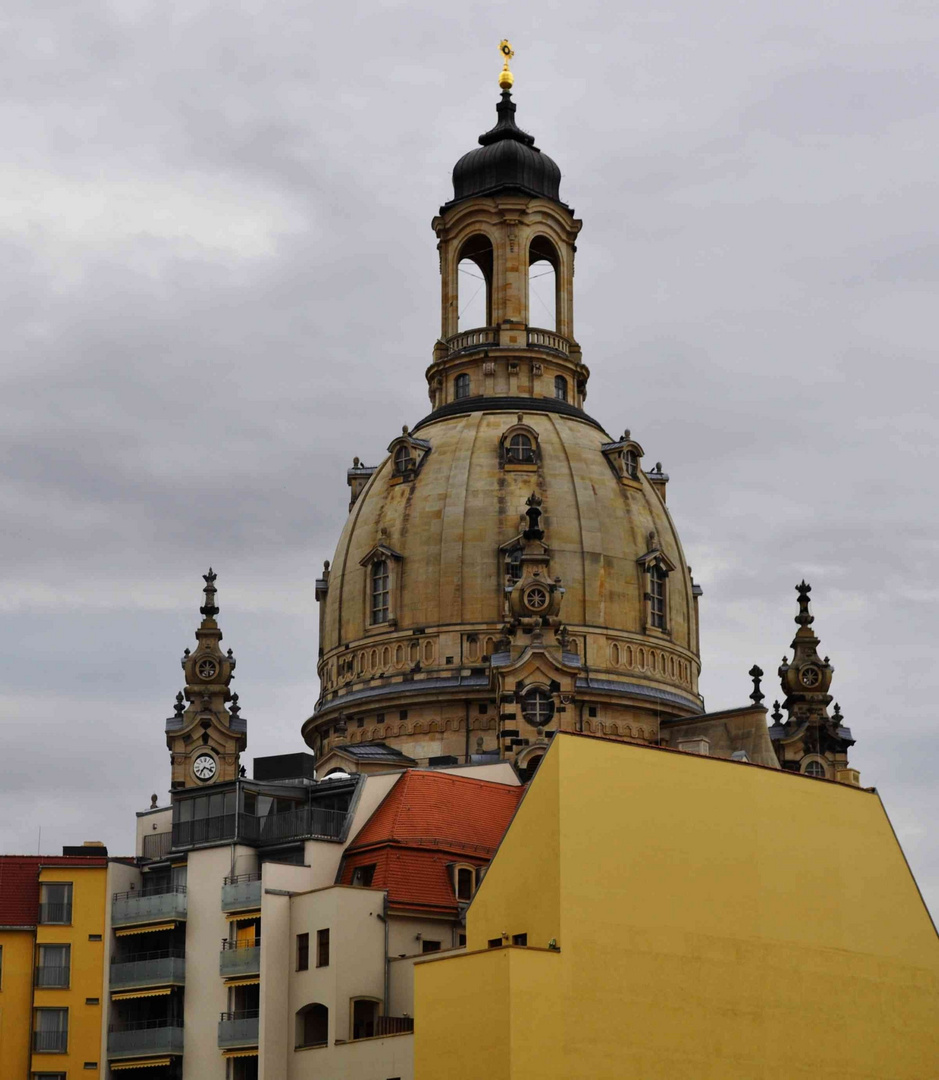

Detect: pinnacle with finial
498,39,515,90
749,665,765,704
771,700,783,723
200,567,219,618
795,580,813,626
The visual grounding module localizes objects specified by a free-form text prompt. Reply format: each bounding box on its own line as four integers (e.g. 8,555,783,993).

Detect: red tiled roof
347,770,524,856
0,855,109,927
340,771,524,915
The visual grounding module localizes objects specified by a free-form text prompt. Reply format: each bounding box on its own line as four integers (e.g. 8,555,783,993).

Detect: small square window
85,998,99,1006
588,706,597,718
83,1064,98,1070
398,710,408,721
478,703,488,714
87,934,102,942
512,933,528,947
488,938,502,949
351,864,375,888
421,940,441,953
357,717,364,727
376,713,385,723
458,934,466,947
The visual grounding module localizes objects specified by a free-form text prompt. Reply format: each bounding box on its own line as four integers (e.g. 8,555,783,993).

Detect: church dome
449,91,562,205
306,405,703,760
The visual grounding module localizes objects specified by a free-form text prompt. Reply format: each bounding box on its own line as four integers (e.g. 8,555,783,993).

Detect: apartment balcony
218,1010,259,1048
350,1015,415,1040
110,951,186,990
112,885,187,928
35,965,70,988
108,1019,184,1059
221,873,261,912
220,939,260,978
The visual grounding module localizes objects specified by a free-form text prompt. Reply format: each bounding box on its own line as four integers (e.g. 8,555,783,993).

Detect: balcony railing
142,831,172,861
221,873,262,912
108,1019,184,1059
172,807,346,849
351,1015,415,1040
220,939,260,978
112,885,187,927
110,951,186,989
38,903,72,925
446,327,498,354
35,965,70,988
527,327,570,355
33,1030,68,1052
218,1010,259,1048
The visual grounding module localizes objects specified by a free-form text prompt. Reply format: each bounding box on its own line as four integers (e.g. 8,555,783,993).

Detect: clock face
192,753,217,782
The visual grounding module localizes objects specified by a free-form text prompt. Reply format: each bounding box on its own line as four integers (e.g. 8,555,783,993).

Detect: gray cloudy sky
1,1,937,913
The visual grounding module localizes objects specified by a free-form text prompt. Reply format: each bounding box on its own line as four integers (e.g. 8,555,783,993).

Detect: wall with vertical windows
32,864,107,1079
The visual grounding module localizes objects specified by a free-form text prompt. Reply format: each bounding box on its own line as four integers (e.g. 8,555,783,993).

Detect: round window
521,689,555,728
524,585,549,612
800,666,821,688
197,658,218,680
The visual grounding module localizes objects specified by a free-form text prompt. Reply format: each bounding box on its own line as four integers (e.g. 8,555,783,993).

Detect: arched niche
457,233,493,331
528,234,560,331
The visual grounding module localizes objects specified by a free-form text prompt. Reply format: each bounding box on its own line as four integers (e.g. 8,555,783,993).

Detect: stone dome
306,403,703,762
449,91,562,205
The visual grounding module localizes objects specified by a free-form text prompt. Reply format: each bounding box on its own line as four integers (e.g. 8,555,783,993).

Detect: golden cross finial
499,39,515,90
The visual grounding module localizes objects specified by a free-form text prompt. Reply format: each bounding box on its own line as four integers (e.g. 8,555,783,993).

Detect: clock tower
165,569,246,788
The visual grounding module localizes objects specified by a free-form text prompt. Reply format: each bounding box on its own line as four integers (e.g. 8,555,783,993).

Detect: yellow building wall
416,734,939,1080
32,865,108,1077
464,743,561,953
0,928,37,1078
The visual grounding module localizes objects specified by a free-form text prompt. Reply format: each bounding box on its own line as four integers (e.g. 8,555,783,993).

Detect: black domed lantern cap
448,91,563,205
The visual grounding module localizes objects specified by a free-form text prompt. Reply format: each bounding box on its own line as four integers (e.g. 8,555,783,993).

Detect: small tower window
649,566,667,630
804,759,827,778
506,546,523,583
506,433,535,464
554,375,568,402
393,445,413,474
624,448,639,480
521,688,555,728
371,561,390,624
454,373,470,400
455,866,474,901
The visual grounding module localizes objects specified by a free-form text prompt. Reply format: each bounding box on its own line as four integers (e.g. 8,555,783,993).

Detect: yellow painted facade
416,733,939,1079
0,928,37,1077
32,864,108,1078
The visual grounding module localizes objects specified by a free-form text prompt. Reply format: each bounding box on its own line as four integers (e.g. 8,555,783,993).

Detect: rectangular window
650,569,667,630
33,1007,68,1053
296,932,309,971
351,864,375,888
316,928,330,968
455,866,474,901
36,944,70,988
32,1074,66,1080
421,940,441,953
458,934,466,947
38,884,72,925
371,560,390,624
512,933,528,946
352,998,380,1040
0,943,3,989
488,938,502,949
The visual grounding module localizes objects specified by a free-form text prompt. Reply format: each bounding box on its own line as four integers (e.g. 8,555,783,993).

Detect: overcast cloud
1,0,937,914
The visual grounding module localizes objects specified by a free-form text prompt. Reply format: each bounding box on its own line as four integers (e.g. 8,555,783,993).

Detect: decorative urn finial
200,567,219,619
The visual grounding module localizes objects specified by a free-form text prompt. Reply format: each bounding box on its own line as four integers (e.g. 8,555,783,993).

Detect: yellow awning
114,922,177,937
111,987,172,1001
110,1059,173,1070
223,1049,259,1059
224,976,260,987
225,910,260,922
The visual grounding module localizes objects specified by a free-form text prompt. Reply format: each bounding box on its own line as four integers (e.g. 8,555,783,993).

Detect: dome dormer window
387,428,431,485
499,421,540,470
371,560,390,625
624,448,639,479
394,445,413,474
454,373,471,400
602,431,645,486
649,566,667,630
360,542,403,632
639,541,676,636
507,433,535,464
